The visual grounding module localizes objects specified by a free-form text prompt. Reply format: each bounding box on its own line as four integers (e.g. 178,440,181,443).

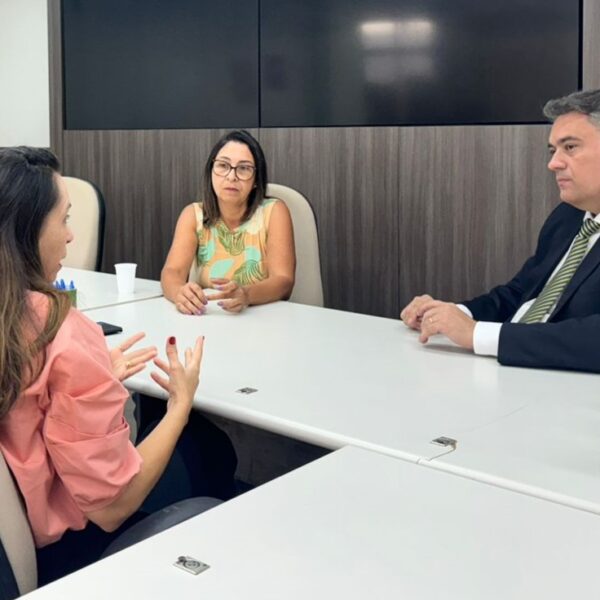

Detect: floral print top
193,198,278,287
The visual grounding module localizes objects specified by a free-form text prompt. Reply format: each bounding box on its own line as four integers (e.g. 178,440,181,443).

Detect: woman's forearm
85,408,188,531
161,267,187,302
245,274,294,305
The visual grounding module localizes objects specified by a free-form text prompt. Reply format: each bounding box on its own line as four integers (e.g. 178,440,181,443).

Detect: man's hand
400,294,434,330
418,300,476,350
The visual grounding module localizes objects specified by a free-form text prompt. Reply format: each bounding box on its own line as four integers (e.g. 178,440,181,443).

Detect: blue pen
69,280,75,290
60,279,66,290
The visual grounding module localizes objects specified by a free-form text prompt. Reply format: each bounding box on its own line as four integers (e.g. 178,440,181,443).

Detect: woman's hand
210,278,250,313
151,336,204,421
174,282,208,315
110,332,158,381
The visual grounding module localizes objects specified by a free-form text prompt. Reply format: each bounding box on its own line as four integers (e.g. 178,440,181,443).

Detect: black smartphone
97,321,123,336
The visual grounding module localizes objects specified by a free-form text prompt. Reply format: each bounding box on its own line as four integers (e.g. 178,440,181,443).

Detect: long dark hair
201,130,268,227
0,147,70,419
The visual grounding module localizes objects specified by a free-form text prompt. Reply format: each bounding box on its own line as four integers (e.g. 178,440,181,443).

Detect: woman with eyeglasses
161,130,296,314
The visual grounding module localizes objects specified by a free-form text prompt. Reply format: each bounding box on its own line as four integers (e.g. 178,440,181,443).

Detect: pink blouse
0,294,142,547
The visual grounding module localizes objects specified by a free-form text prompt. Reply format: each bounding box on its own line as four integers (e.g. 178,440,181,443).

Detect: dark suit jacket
463,203,600,372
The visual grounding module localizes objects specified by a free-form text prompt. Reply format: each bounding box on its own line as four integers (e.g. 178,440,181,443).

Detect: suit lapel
525,236,574,301
523,215,581,302
551,235,600,317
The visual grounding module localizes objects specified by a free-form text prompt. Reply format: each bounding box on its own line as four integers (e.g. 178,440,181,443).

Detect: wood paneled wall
48,0,599,319
259,128,400,315
584,0,600,88
60,129,258,279
47,0,63,159
396,126,558,304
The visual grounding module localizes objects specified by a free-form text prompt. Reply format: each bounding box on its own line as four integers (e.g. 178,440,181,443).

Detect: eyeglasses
212,159,256,181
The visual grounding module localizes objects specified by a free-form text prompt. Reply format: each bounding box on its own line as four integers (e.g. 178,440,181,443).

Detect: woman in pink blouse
0,147,219,585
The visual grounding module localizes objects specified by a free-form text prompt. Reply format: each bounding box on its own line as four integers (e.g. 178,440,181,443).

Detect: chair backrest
62,176,106,271
267,183,324,307
0,452,37,598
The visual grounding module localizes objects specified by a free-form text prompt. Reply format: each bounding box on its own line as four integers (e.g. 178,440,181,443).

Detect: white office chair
62,176,106,271
0,451,218,598
0,451,37,599
267,183,324,307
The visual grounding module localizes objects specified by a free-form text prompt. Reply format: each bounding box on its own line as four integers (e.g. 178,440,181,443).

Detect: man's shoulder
546,201,584,221
540,202,584,234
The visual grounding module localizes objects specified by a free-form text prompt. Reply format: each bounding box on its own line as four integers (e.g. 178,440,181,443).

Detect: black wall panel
63,0,259,129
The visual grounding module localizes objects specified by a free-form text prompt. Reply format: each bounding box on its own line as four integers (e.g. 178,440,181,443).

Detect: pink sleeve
43,310,142,513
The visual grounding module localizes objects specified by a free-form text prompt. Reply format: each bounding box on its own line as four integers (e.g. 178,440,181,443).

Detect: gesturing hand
151,335,204,421
110,332,158,381
209,278,249,313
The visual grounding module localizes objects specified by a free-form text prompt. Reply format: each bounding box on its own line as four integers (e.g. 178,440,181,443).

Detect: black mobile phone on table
97,321,123,336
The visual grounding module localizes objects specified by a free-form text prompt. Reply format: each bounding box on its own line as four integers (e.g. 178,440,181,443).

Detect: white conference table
85,297,599,464
424,392,600,514
23,446,600,599
57,266,162,311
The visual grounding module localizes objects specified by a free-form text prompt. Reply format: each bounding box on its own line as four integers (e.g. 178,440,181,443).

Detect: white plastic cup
115,263,137,295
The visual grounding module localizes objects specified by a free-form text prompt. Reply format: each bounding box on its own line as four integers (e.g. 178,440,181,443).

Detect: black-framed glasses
212,159,256,181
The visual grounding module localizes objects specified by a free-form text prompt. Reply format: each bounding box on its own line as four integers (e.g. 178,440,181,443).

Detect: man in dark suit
400,89,600,372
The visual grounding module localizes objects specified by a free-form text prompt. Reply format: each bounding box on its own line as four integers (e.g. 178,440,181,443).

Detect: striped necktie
520,218,600,324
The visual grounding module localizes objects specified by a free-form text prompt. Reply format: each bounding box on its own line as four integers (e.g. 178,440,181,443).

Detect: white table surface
424,392,600,514
57,267,162,311
24,446,600,600
85,298,599,463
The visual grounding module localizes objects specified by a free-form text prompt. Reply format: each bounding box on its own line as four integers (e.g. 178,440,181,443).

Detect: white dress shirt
458,211,600,357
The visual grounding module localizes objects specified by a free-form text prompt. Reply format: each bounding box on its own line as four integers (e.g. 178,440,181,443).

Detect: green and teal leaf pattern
209,259,236,280
196,233,215,266
232,260,264,286
216,222,245,256
245,246,261,263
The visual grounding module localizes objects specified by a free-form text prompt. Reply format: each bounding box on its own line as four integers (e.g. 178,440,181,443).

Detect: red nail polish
168,336,176,345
